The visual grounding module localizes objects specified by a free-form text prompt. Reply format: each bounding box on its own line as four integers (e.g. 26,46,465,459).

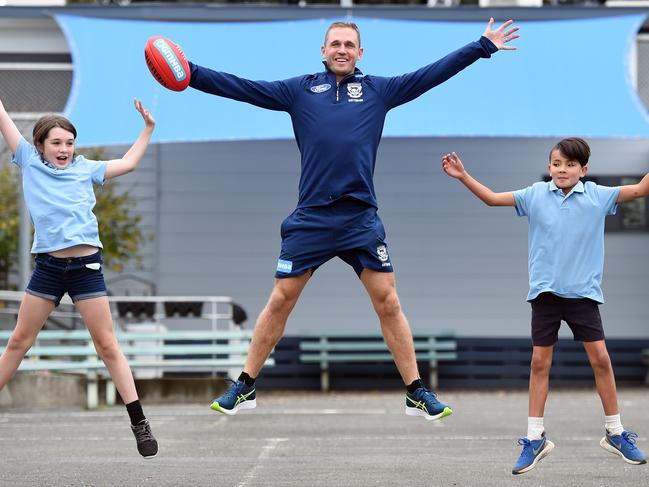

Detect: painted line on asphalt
237,438,288,487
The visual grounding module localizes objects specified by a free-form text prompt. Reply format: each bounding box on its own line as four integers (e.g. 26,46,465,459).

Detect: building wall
103,136,649,337
1,6,648,337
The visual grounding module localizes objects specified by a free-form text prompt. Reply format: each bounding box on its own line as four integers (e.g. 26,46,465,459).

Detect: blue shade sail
55,14,649,146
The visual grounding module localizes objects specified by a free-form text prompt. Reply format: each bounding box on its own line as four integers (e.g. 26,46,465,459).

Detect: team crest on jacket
347,83,363,100
310,83,331,93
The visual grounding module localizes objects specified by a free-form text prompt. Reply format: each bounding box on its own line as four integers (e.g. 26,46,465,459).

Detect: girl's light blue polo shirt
513,180,620,304
12,137,107,254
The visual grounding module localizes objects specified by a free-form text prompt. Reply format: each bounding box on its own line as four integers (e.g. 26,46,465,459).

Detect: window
606,176,648,232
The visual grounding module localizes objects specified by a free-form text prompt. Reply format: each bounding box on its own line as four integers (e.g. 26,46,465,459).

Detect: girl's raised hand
0,96,22,155
134,98,155,128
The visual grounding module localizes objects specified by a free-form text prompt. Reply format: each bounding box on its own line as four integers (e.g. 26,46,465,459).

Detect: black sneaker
130,419,158,459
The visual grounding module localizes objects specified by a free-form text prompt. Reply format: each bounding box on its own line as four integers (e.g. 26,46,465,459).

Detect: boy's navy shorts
530,292,605,346
26,251,107,307
275,197,393,279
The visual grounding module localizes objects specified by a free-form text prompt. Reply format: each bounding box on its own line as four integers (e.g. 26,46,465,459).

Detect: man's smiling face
321,27,363,82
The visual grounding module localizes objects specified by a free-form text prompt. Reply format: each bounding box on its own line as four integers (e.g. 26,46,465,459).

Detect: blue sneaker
210,379,257,415
405,387,452,421
512,432,554,475
600,430,647,465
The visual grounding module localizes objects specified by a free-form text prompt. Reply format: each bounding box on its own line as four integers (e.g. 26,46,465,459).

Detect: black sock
126,400,146,425
406,379,425,394
238,371,256,387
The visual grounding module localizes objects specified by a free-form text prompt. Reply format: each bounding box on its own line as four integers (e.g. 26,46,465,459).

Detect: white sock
527,417,545,440
605,414,624,436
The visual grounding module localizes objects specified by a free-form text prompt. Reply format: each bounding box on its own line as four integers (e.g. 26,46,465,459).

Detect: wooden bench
0,329,272,409
299,333,457,392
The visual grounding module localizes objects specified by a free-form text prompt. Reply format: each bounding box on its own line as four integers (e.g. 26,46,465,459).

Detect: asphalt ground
0,389,647,487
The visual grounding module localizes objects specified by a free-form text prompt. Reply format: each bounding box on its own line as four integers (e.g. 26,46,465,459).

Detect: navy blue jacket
189,36,497,209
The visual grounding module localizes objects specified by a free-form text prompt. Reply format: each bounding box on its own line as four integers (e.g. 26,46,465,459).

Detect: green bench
299,333,457,392
0,329,272,409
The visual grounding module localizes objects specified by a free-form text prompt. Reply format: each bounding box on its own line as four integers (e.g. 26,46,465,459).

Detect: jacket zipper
335,73,357,103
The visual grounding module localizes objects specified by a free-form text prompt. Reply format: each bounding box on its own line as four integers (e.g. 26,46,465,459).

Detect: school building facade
0,5,647,341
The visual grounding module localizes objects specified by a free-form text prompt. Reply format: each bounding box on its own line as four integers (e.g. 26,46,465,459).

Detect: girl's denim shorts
26,251,107,306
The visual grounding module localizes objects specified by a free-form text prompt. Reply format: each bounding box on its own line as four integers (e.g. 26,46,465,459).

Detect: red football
144,36,190,92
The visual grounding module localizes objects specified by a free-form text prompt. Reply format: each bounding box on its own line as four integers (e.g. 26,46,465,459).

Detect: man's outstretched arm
188,62,294,112
381,18,519,109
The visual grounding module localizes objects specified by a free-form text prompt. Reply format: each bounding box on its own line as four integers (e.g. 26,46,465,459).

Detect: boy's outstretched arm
442,152,515,207
617,173,649,203
104,99,155,180
0,97,22,155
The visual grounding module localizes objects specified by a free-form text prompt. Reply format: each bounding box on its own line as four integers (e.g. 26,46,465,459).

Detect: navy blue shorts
26,251,107,306
275,198,393,278
530,292,605,346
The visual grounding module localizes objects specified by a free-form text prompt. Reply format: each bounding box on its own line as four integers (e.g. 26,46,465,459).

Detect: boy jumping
441,138,648,474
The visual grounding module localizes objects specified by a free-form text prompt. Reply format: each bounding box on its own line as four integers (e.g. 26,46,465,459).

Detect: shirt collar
322,61,363,82
41,157,57,170
548,179,585,194
41,156,72,171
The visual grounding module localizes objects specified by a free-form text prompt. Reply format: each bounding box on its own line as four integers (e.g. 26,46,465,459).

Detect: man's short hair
550,137,591,166
324,22,361,47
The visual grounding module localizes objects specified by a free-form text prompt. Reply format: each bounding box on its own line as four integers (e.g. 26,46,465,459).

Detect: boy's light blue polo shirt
12,137,107,254
513,180,620,304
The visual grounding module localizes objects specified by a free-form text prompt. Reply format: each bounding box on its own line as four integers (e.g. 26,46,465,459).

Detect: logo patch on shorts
377,245,390,266
277,259,293,273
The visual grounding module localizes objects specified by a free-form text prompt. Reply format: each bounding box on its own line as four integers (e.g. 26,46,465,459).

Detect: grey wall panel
104,136,649,338
100,146,159,291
